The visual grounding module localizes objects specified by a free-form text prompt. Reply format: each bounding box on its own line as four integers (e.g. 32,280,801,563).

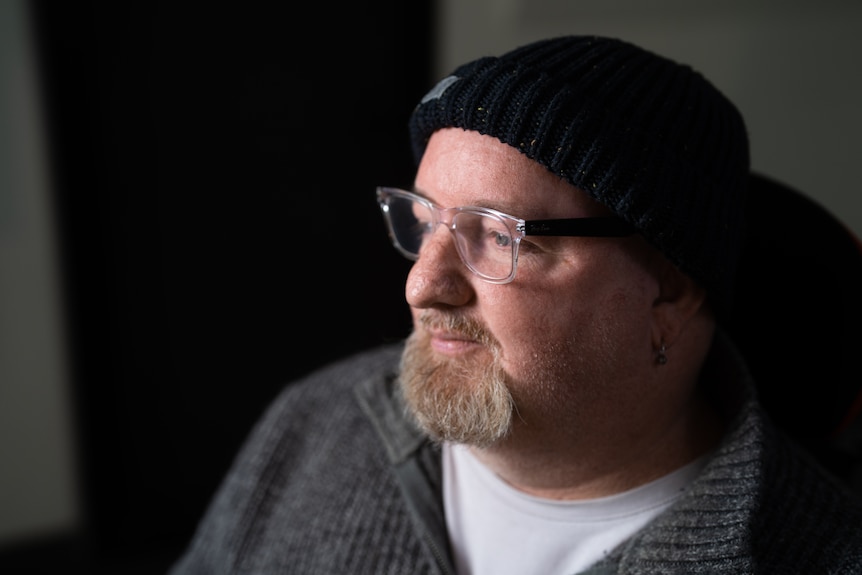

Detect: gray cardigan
170,336,862,574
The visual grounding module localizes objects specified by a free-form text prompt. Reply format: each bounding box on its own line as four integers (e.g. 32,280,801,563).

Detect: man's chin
399,331,515,448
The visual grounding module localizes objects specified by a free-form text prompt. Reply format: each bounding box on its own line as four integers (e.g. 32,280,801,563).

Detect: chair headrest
726,172,862,487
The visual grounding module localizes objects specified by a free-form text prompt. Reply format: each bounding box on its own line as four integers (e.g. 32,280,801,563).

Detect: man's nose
404,225,473,309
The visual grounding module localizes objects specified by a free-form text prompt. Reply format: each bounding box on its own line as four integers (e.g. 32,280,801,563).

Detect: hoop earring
657,343,668,365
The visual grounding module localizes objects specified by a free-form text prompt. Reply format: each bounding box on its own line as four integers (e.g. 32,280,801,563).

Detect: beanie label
420,75,460,104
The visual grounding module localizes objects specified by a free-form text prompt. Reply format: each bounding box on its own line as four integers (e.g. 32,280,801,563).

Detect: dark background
5,3,862,574
4,2,432,573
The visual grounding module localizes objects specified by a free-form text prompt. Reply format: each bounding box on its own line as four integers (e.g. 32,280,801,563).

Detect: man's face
400,128,666,449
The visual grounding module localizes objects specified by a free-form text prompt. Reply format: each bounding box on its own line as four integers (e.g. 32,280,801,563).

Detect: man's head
409,35,749,318
395,36,747,457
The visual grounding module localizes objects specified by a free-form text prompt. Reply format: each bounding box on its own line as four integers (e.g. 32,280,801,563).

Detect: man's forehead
417,128,610,218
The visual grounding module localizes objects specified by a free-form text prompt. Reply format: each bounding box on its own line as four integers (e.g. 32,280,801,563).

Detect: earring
657,343,668,365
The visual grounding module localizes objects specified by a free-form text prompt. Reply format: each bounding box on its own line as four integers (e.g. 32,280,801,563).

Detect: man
170,35,862,574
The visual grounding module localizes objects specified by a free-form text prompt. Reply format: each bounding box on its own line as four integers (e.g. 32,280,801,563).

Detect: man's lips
426,329,484,355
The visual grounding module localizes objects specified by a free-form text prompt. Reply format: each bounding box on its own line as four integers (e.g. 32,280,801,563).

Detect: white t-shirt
442,442,708,575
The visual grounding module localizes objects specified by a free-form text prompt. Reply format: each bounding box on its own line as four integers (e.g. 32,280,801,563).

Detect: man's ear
651,261,709,349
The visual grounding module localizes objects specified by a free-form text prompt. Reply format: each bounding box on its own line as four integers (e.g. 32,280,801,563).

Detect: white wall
437,0,862,238
0,0,81,544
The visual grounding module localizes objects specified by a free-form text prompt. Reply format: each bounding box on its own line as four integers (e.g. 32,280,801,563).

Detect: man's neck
466,393,725,500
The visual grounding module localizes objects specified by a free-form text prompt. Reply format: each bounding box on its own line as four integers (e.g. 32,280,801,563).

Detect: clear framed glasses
376,187,635,284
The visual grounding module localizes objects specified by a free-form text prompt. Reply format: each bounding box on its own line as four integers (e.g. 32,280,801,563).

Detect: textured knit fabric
409,35,750,319
169,335,862,575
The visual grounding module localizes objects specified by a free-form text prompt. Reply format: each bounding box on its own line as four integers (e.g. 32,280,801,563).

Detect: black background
6,2,432,573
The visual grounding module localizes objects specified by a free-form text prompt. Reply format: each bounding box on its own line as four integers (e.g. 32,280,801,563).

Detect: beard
399,312,515,448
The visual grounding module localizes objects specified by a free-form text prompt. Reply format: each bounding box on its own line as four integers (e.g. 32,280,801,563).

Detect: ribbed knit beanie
409,35,750,319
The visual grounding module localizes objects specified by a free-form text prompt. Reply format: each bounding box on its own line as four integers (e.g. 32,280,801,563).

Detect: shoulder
169,341,430,574
266,342,404,410
195,342,409,529
247,341,404,436
753,417,862,570
300,342,405,385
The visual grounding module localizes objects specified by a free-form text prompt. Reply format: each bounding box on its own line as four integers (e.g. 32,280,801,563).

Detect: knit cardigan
169,336,862,574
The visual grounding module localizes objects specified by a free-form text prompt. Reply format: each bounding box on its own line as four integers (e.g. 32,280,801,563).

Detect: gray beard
399,314,515,448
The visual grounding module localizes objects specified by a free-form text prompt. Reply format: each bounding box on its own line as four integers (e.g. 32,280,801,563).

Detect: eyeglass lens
383,192,516,282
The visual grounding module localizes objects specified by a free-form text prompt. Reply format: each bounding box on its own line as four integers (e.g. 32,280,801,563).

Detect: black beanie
409,35,750,319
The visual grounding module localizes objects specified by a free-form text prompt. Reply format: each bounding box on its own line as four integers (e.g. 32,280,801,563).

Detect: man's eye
493,231,512,248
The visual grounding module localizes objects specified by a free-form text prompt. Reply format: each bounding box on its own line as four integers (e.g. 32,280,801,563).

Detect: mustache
416,311,496,347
